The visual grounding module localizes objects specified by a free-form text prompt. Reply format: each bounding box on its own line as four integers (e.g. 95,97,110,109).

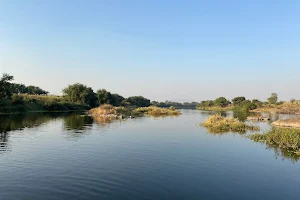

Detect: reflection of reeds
202,114,259,133
92,115,116,124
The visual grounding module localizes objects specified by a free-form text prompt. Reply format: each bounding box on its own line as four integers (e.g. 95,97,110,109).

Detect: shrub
249,128,300,151
214,97,231,107
11,94,24,105
134,106,181,117
202,114,259,133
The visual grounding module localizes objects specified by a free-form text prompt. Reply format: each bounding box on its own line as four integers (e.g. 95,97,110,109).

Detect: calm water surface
0,110,299,200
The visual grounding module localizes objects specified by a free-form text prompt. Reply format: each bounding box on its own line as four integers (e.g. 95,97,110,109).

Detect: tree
232,96,246,105
111,93,125,106
125,96,150,107
11,83,28,94
199,100,214,107
62,83,97,107
0,73,14,99
26,85,48,95
267,93,278,104
96,89,113,105
214,97,231,107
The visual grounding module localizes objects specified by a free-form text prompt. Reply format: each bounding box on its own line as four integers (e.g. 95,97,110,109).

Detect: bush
11,94,24,105
202,114,259,133
214,97,231,107
249,128,300,151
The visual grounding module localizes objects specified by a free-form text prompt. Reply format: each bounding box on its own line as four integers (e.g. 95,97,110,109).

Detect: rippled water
0,110,300,200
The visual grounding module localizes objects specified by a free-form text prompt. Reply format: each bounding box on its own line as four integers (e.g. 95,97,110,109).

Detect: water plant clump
248,127,300,152
133,106,181,117
202,114,260,133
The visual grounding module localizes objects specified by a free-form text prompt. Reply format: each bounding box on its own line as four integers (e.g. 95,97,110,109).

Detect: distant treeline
198,93,284,111
151,101,199,109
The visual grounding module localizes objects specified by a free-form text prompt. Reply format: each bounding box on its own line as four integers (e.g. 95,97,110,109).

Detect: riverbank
251,102,300,115
0,94,88,114
272,118,300,128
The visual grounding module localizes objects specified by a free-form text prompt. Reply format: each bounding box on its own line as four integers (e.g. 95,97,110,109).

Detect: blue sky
1,0,299,102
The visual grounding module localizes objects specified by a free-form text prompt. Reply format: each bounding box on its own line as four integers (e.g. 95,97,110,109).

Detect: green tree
26,85,48,95
214,97,231,107
267,93,278,104
111,93,125,106
96,89,113,105
199,100,214,107
63,83,97,107
232,96,246,105
0,73,14,99
125,96,150,107
11,83,28,94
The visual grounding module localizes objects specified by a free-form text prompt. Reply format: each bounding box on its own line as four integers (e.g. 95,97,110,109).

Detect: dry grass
197,105,233,111
202,114,260,133
20,94,64,102
252,102,300,114
89,104,118,116
272,118,300,128
134,106,181,117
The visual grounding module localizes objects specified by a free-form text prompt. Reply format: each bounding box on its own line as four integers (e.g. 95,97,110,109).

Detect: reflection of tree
0,113,62,153
63,114,93,131
62,114,94,138
0,132,9,152
233,111,249,121
266,143,300,163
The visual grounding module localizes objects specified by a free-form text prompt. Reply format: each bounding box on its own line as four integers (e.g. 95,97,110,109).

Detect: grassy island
202,114,260,133
248,128,300,153
89,105,181,122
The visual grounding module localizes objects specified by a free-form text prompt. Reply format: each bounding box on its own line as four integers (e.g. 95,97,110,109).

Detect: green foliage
248,133,267,142
232,96,246,105
202,114,260,133
26,85,49,95
96,89,113,105
198,100,214,107
213,97,231,107
133,106,181,117
125,96,151,107
63,83,97,107
0,73,14,99
249,128,300,151
151,101,199,109
111,93,125,106
233,100,257,111
268,93,278,104
11,94,24,105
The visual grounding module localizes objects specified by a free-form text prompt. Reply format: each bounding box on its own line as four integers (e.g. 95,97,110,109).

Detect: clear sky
1,0,299,102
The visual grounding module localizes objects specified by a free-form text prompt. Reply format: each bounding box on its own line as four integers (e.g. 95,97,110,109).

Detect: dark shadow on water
0,112,92,152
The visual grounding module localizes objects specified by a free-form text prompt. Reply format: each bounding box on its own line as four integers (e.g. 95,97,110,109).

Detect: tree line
62,83,151,108
151,101,199,109
0,73,151,109
198,93,281,111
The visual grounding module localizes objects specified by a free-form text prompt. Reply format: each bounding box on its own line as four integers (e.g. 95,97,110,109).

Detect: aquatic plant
202,114,260,133
133,106,181,117
248,128,300,152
